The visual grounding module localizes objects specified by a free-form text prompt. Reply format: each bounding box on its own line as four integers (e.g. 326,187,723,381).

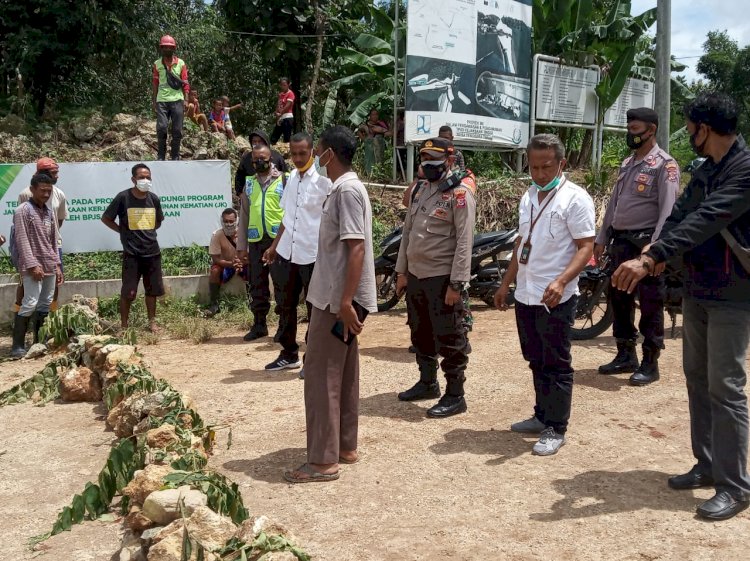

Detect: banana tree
323,4,406,127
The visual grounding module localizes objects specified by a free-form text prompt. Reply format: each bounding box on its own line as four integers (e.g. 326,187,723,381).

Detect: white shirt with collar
276,165,333,265
514,176,596,306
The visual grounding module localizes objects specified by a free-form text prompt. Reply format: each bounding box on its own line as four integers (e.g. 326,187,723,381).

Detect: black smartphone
331,301,370,345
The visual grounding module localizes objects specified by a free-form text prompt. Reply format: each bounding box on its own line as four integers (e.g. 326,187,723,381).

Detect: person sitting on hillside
208,99,229,135
360,108,390,175
234,130,287,196
220,96,242,140
186,90,209,132
205,208,248,317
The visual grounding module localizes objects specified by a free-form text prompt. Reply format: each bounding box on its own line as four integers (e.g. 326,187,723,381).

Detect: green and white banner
0,160,231,254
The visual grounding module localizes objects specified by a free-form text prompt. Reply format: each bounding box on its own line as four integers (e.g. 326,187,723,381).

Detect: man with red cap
152,35,189,161
15,157,68,315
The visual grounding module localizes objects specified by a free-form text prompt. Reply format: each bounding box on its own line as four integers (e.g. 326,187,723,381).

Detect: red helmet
159,35,176,48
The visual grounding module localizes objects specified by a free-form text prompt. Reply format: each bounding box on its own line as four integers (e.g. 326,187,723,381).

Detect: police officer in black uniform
394,138,476,418
595,108,680,385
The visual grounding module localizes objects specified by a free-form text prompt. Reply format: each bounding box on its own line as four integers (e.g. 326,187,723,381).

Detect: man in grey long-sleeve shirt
595,108,680,386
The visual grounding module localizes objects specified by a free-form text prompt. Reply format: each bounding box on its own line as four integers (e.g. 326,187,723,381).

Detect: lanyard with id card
519,180,566,264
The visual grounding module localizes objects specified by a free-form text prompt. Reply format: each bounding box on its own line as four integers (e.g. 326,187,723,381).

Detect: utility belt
610,227,654,249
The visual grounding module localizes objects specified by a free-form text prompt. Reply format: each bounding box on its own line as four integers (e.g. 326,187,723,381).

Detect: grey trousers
304,306,360,464
683,297,750,500
156,100,184,160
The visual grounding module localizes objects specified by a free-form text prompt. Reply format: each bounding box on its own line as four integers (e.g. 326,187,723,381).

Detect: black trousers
271,118,294,143
515,297,576,434
609,236,665,351
247,236,279,321
155,100,184,160
406,274,470,395
271,256,314,358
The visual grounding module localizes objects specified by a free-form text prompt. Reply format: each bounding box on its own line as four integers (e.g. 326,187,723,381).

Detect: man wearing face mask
205,208,248,317
237,145,287,341
595,108,680,386
394,137,476,418
234,130,288,197
612,93,750,520
102,163,165,332
263,132,332,372
152,35,189,161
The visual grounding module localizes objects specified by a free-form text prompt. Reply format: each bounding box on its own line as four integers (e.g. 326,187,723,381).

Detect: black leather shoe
668,467,714,490
243,324,269,342
398,381,440,402
629,368,660,386
599,339,638,375
426,395,467,418
696,491,750,521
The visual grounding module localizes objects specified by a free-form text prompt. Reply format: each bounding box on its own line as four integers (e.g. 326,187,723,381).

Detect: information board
405,0,533,148
604,78,655,129
534,60,599,125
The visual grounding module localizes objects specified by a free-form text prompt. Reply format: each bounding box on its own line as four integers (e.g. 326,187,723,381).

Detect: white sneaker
510,415,546,434
532,427,566,456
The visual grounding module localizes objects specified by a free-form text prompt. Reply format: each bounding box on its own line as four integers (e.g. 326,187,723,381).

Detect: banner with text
405,0,533,148
0,160,231,254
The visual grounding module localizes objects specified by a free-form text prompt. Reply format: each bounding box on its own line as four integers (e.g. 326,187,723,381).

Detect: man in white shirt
264,132,333,371
494,134,595,456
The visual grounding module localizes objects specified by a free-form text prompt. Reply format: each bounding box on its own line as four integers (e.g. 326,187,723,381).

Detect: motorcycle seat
473,230,518,247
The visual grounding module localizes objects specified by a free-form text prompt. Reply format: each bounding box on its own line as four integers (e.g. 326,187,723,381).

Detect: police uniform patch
666,161,679,182
645,155,657,167
454,189,467,208
431,208,449,220
441,193,452,201
637,184,647,193
637,173,650,183
434,200,450,209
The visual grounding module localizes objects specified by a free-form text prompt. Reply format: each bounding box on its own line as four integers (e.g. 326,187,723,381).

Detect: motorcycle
374,226,519,312
571,253,683,341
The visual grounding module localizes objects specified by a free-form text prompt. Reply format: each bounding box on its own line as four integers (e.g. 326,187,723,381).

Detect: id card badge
519,240,532,264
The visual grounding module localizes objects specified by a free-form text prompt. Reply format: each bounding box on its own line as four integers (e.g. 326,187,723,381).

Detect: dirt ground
1,305,749,561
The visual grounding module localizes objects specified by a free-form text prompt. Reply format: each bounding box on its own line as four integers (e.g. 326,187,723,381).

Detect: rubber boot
398,363,440,402
33,312,49,344
427,377,468,418
205,283,221,317
10,313,30,359
629,347,661,386
243,317,268,341
598,338,639,374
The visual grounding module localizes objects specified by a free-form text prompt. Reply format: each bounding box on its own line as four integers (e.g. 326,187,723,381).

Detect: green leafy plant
217,535,311,561
0,358,71,406
163,471,249,525
39,305,100,346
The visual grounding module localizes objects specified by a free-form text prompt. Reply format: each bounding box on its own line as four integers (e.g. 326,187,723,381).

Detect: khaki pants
304,306,360,464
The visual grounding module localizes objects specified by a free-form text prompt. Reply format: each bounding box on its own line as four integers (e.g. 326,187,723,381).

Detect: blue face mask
532,166,563,192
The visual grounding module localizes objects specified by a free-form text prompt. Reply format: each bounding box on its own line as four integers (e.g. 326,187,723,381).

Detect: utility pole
392,0,400,183
655,0,671,151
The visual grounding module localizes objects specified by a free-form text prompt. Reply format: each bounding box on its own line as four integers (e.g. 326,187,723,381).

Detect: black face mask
689,126,707,157
626,130,651,150
254,160,270,173
421,162,447,182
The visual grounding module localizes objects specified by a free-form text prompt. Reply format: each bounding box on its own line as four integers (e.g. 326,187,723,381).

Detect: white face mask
135,179,152,193
315,149,332,178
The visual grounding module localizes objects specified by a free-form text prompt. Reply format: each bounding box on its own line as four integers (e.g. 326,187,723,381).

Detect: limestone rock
125,504,155,532
118,528,146,561
122,464,174,505
152,518,184,545
260,553,298,561
107,390,169,437
84,335,112,352
24,343,48,359
184,506,237,552
59,366,103,402
235,515,295,544
105,345,139,369
146,530,182,561
147,424,180,449
141,486,207,526
72,112,105,142
112,113,139,132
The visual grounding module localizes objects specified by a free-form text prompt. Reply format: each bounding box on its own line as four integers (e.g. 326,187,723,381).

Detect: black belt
611,228,654,240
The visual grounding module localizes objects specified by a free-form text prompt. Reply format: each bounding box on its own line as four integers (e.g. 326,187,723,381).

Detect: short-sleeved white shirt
514,177,596,306
276,167,332,265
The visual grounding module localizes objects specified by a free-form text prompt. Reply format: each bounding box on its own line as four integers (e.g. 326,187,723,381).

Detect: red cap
159,35,176,48
36,157,58,172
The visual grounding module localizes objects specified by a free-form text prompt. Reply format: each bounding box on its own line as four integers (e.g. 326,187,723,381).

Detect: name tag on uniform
430,208,449,220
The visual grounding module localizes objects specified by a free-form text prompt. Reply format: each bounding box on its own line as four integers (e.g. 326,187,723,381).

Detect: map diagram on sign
409,0,477,66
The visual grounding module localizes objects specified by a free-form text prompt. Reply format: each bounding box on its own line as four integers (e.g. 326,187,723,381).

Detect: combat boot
398,364,440,402
598,338,638,374
629,347,660,386
426,378,467,418
243,317,269,341
10,313,30,359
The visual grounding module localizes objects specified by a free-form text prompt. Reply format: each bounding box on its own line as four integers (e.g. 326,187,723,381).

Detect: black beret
626,107,659,127
419,137,454,155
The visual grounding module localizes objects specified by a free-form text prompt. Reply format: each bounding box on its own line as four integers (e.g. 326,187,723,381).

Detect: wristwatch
449,281,465,291
640,255,653,273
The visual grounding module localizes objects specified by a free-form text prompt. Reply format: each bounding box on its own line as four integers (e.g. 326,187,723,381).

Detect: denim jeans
682,297,750,500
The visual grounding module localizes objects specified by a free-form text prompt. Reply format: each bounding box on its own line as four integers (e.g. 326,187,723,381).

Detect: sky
631,0,750,83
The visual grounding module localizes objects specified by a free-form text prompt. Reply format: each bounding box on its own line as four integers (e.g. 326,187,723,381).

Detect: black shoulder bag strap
721,229,750,273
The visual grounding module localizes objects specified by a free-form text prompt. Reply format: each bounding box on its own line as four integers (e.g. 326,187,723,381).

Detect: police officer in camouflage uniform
595,108,680,386
395,138,476,418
